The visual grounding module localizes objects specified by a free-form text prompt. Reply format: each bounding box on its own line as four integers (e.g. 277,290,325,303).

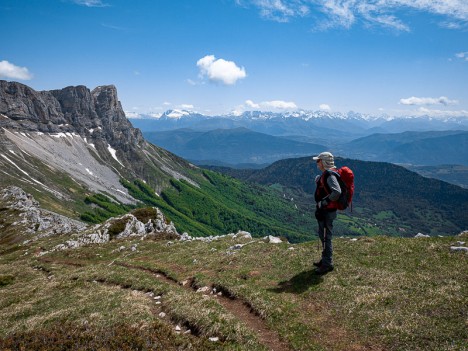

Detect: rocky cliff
0,80,144,151
0,80,198,215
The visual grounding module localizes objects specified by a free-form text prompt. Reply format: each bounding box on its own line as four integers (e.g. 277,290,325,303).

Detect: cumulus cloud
244,99,297,110
197,55,247,85
319,104,331,110
399,96,459,106
245,99,260,108
0,60,33,80
240,0,468,30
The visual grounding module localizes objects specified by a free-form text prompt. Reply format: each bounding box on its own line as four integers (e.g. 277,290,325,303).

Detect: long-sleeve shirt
325,172,341,202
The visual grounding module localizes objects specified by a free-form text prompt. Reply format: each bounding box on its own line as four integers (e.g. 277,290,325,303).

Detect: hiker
313,151,341,275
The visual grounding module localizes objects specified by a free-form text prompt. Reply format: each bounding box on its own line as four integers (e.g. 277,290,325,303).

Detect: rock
0,186,86,240
264,235,284,244
158,312,166,318
196,286,211,294
450,246,468,253
234,230,252,239
229,244,244,250
415,233,430,238
209,337,219,342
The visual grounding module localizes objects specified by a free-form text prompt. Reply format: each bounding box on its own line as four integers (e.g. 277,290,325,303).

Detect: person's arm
326,174,341,202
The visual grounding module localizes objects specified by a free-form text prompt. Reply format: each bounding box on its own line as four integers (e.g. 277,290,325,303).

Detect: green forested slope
205,157,468,236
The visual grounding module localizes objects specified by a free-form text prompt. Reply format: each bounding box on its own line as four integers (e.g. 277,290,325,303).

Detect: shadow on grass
269,270,323,294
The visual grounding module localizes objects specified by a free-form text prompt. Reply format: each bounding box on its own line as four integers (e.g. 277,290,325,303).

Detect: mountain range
131,110,468,186
1,80,467,240
143,127,326,165
131,109,468,142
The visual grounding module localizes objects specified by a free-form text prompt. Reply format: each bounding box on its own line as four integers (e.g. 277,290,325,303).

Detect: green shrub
107,218,128,239
131,207,157,223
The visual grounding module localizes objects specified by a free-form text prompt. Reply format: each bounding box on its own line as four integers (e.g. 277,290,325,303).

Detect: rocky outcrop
0,186,87,244
53,207,180,251
0,80,144,151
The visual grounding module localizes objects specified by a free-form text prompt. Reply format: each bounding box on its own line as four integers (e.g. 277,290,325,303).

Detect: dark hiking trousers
317,210,336,268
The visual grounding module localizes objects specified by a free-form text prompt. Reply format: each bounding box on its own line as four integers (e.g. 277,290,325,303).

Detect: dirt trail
117,262,291,351
32,257,290,350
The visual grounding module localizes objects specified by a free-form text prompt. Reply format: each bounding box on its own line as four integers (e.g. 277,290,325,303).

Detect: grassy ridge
1,233,466,350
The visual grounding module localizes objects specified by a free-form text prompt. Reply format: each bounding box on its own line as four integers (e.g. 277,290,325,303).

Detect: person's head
313,152,335,171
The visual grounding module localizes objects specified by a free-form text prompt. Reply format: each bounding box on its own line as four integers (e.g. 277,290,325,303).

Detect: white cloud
263,100,297,109
72,0,109,7
399,96,459,106
245,0,310,22
415,107,468,118
197,55,247,85
245,99,260,108
244,99,297,110
163,102,172,106
180,104,194,109
240,0,468,31
455,51,468,61
187,79,197,85
319,104,331,110
0,60,33,80
124,111,139,118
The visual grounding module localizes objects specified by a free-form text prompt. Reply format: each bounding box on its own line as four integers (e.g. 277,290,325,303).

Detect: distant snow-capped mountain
126,109,388,122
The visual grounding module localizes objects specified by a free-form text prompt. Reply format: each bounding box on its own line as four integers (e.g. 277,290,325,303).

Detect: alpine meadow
1,1,468,350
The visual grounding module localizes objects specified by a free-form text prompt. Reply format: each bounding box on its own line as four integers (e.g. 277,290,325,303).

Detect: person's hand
317,199,328,209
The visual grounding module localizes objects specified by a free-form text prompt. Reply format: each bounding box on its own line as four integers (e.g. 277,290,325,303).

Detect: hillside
143,127,326,165
406,164,468,189
205,157,468,237
0,198,466,350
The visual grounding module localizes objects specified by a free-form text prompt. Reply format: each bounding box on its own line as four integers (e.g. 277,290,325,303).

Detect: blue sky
1,0,467,118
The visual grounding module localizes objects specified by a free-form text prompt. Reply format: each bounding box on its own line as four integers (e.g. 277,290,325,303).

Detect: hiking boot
313,260,322,268
315,265,334,275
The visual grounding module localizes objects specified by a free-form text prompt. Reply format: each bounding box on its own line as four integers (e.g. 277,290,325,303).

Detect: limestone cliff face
0,80,197,203
0,80,144,150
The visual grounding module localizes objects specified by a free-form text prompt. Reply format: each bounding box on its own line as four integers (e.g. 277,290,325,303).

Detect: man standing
313,152,341,275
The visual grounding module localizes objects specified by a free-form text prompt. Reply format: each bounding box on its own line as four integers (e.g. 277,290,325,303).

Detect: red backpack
325,167,354,211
